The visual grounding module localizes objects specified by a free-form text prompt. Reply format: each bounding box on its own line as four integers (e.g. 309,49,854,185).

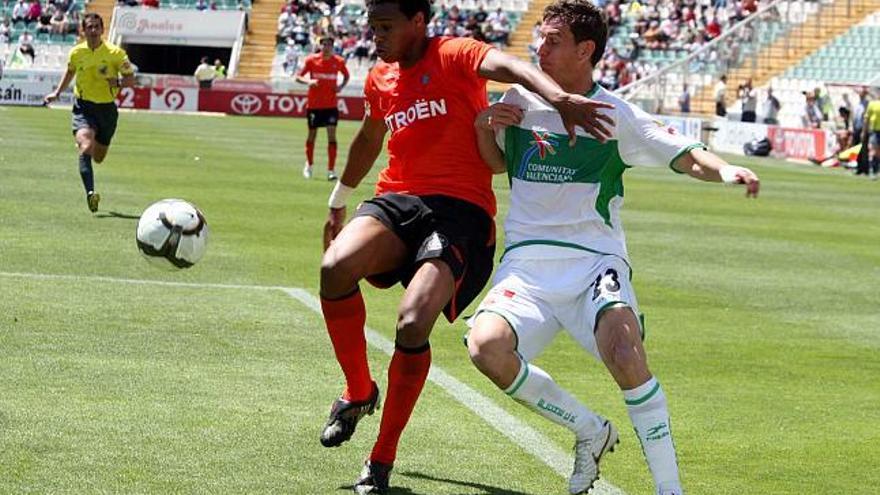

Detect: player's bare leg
75,128,100,212
319,217,408,448
596,306,683,495
326,126,338,181
303,128,318,179
469,313,611,494
357,259,453,494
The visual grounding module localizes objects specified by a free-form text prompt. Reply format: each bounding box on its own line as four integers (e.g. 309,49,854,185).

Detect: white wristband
718,165,742,184
328,182,354,209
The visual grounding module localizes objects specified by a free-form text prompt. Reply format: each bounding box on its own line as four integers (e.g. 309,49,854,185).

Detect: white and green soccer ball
136,199,209,269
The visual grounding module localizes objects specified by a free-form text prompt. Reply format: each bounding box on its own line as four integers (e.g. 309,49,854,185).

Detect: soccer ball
136,199,209,269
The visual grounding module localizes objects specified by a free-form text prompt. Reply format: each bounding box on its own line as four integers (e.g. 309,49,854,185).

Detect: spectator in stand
740,79,757,122
66,8,79,33
814,86,832,121
679,83,691,113
352,33,371,67
853,86,869,146
802,92,823,129
12,0,29,24
283,38,300,75
714,74,727,117
762,87,780,125
705,14,721,39
194,56,215,89
36,9,51,33
18,30,35,63
26,0,40,24
0,18,10,43
50,8,67,35
277,5,293,40
141,0,159,8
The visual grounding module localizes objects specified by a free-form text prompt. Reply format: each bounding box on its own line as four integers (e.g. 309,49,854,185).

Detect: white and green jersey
496,84,705,263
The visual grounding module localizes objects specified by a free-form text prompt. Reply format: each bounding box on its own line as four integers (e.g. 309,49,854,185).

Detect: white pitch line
2,271,626,494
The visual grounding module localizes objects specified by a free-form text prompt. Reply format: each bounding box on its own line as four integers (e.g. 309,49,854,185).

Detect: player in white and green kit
465,2,760,495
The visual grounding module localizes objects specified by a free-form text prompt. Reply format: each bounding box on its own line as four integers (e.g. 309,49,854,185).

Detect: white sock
505,357,603,440
624,377,682,492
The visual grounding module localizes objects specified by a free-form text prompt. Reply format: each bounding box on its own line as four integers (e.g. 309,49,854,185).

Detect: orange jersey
299,53,349,109
364,37,496,216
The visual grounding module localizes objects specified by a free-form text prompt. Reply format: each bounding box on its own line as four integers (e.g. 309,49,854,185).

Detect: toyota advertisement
198,90,365,119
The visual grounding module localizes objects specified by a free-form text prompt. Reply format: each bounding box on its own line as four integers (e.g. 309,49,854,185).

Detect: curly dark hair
366,0,432,22
543,0,608,65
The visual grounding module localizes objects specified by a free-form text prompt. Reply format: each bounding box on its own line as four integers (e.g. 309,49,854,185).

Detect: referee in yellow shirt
44,13,135,212
863,95,880,179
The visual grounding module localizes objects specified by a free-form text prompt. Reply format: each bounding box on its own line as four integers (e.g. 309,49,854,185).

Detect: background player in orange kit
315,1,615,492
296,36,350,181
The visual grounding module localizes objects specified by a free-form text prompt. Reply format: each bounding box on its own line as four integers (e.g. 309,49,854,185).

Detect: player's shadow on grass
338,485,418,495
95,211,140,220
398,471,537,495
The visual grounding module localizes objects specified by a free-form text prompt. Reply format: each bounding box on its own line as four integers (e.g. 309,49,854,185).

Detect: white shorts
471,255,642,362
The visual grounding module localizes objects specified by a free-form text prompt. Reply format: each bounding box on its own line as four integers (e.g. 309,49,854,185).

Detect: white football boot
569,419,619,494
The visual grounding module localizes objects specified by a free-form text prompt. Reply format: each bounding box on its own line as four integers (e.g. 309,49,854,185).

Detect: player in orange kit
296,36,350,180
315,1,615,492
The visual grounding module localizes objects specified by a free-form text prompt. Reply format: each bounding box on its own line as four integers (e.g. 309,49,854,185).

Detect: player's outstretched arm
672,148,760,198
324,117,387,250
44,69,75,105
477,49,614,144
474,103,522,174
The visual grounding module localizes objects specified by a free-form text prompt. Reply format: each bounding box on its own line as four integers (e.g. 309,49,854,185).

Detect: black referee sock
78,154,94,193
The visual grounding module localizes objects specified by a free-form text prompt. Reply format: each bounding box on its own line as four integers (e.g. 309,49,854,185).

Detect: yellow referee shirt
68,41,134,104
866,100,880,132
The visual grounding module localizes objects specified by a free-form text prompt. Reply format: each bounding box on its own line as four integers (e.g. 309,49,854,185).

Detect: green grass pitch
0,105,878,494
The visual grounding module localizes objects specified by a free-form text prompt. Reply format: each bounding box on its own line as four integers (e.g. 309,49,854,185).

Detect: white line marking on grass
0,271,626,494
0,271,285,291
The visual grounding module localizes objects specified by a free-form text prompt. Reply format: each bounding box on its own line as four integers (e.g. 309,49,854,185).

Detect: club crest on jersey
421,74,430,85
383,98,447,132
530,130,557,159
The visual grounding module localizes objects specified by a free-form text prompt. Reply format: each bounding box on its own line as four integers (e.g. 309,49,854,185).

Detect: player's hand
308,79,319,88
323,206,346,251
720,165,760,198
43,92,58,106
551,93,615,145
735,167,760,198
475,103,523,132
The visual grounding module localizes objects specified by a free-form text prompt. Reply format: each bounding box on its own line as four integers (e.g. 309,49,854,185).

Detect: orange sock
305,141,315,166
370,343,431,465
328,141,337,171
321,291,372,401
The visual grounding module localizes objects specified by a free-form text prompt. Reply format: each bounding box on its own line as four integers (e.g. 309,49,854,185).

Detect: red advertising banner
767,126,827,160
115,87,152,110
198,90,365,120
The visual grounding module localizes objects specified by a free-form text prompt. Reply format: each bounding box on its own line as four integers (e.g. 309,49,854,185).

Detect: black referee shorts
354,193,496,322
71,99,119,146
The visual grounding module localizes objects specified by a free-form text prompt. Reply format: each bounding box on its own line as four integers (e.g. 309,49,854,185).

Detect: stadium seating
782,12,880,84
0,0,86,71
270,0,529,83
